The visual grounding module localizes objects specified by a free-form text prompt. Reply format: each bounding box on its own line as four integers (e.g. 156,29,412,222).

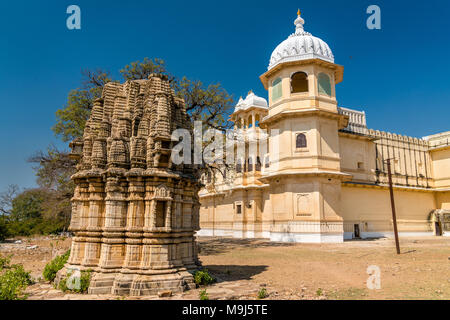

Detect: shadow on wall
203,264,268,283
197,237,294,256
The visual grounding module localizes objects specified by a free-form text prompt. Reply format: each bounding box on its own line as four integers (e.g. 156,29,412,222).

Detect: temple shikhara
198,12,450,242
60,74,201,295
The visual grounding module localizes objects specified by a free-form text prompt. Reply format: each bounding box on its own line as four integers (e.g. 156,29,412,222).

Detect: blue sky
0,0,449,191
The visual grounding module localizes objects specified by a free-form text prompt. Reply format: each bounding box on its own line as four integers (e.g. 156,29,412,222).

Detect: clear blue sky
0,0,449,191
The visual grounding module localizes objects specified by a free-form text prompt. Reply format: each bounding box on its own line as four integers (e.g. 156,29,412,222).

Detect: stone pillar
123,175,144,270
99,174,127,270
82,176,104,266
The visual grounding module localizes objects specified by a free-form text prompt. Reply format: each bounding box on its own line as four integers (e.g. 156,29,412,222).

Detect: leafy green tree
120,57,171,81
0,217,8,242
0,185,19,241
6,189,45,236
53,69,112,143
28,146,75,193
27,146,74,230
175,77,234,131
6,188,66,236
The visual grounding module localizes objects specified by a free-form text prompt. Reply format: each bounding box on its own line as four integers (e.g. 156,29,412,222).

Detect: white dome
234,91,268,113
268,13,334,70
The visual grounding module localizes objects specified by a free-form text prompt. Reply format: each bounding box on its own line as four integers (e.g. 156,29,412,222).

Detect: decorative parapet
423,131,450,150
367,129,429,146
337,107,368,135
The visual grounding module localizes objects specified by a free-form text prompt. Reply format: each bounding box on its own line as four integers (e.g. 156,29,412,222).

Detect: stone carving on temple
56,74,201,295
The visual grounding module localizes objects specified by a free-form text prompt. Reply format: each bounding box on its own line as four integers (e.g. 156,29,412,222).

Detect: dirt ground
1,236,449,300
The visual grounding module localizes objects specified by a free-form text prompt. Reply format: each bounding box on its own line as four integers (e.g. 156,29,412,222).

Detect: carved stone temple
58,74,201,295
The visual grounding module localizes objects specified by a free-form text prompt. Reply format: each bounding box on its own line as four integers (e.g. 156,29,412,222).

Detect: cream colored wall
267,116,341,174
339,135,376,182
341,186,435,233
268,176,342,222
267,65,337,117
199,188,272,234
435,192,450,210
430,147,450,188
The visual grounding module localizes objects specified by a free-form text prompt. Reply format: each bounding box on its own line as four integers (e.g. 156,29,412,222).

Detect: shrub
199,289,209,300
257,287,268,299
0,256,33,300
59,269,92,294
194,269,215,286
316,288,323,296
0,255,12,270
43,250,70,282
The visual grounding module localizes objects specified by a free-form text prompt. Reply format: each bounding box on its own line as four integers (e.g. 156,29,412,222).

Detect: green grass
328,287,368,300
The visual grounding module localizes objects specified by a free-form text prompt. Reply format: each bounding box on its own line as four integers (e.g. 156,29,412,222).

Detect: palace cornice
338,131,377,141
268,95,337,111
231,105,269,118
198,191,228,199
260,170,353,182
433,187,450,192
260,108,349,129
230,184,270,191
260,58,344,89
343,181,436,192
199,184,270,198
428,144,450,152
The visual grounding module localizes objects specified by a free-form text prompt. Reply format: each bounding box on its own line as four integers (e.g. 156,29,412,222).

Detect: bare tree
0,184,20,216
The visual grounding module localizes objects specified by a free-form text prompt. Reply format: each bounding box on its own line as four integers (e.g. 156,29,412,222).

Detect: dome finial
294,10,305,34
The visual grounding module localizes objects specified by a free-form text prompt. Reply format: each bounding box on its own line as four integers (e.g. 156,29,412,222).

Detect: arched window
291,72,308,93
264,156,270,168
255,157,261,171
272,78,282,101
255,114,260,127
236,159,242,173
318,73,332,96
248,116,253,128
207,171,212,183
247,157,253,172
296,133,307,148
